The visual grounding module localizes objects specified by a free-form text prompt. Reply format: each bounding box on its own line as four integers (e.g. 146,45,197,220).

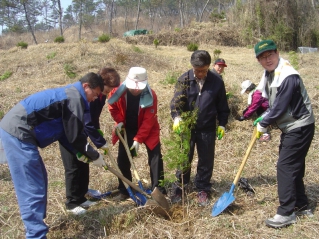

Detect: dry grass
0,29,319,239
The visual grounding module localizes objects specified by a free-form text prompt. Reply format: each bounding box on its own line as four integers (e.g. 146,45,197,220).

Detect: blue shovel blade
211,184,236,217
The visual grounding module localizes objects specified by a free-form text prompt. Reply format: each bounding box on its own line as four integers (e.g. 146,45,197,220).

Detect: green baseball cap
254,40,277,57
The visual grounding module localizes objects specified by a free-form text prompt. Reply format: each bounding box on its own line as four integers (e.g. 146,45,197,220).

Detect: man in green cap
253,39,315,228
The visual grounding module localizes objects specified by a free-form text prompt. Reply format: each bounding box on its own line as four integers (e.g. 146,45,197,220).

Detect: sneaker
113,193,129,201
295,209,314,217
80,200,97,209
170,186,182,203
197,191,209,207
67,206,86,215
259,133,271,142
265,213,296,228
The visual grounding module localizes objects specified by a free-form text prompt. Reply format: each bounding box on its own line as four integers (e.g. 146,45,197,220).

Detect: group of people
0,39,315,238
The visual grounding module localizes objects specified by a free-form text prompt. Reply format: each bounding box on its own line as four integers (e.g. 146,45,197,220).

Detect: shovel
105,150,147,206
103,161,170,216
116,128,150,194
211,127,257,217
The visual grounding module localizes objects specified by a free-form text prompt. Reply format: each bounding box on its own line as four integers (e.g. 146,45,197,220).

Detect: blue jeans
0,128,48,239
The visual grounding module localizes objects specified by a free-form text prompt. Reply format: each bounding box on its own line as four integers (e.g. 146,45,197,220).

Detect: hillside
0,35,319,238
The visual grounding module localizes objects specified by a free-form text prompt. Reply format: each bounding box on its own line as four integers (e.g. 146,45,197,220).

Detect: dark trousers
176,130,216,192
59,143,89,209
117,129,165,195
277,123,314,216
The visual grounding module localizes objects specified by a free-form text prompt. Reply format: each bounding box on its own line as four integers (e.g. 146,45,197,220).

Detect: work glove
256,123,267,139
237,116,245,121
253,117,263,126
92,153,106,167
172,117,182,134
115,122,124,135
217,126,225,140
97,129,104,137
76,152,91,164
100,142,109,154
130,141,139,156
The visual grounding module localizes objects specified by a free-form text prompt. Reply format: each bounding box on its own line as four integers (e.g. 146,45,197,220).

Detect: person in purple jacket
59,67,120,215
237,80,270,142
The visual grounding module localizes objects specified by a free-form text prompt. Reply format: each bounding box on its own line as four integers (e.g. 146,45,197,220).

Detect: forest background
0,0,319,238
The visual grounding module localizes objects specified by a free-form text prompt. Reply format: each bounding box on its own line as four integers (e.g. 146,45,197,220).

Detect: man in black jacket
170,50,230,206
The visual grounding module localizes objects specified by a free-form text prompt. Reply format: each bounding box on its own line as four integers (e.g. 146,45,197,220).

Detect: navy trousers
277,123,314,216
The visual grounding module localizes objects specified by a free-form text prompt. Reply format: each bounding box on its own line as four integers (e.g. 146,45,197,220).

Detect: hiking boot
170,186,182,203
67,206,86,215
113,193,129,201
80,200,97,209
259,133,271,142
197,191,210,207
265,213,296,228
295,209,314,217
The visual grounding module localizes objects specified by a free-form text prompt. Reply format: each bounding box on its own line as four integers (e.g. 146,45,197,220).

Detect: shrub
54,36,64,43
0,71,12,81
16,41,28,49
64,64,77,79
132,45,142,53
174,28,181,32
187,43,198,52
98,34,111,43
161,71,180,85
153,39,159,48
213,49,222,59
46,52,57,60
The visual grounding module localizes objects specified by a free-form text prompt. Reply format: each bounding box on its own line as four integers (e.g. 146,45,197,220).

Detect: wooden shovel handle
116,128,141,182
233,127,257,186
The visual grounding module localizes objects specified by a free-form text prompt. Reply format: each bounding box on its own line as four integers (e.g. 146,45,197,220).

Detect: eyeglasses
258,52,275,61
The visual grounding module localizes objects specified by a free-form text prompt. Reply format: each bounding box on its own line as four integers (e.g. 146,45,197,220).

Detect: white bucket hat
241,80,252,94
125,67,148,90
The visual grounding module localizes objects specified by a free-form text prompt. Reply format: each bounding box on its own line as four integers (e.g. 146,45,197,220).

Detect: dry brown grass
0,30,319,239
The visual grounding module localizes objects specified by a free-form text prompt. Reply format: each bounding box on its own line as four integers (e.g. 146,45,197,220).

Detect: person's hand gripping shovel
211,127,257,216
116,128,151,194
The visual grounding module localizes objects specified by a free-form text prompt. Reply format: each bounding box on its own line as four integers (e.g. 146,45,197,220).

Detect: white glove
92,153,106,167
130,141,140,154
115,122,123,130
173,117,182,133
257,123,268,139
101,142,108,150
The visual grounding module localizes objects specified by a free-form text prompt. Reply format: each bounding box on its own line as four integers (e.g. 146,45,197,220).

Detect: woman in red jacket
237,80,271,142
108,67,166,201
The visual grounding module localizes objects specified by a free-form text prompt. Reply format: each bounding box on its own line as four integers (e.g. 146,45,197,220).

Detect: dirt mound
125,25,243,47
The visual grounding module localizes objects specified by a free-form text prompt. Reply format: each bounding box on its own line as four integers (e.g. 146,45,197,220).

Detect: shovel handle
116,128,142,183
233,127,257,186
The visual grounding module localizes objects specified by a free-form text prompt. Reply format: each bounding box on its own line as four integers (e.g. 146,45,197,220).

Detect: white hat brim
241,88,247,94
125,77,147,89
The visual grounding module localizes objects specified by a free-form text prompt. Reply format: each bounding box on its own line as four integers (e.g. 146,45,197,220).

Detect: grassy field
0,35,318,238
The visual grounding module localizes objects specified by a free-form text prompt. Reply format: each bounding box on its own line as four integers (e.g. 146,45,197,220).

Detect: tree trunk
57,0,63,36
199,0,210,22
22,2,37,44
109,0,114,35
179,0,184,28
78,0,82,40
135,0,141,30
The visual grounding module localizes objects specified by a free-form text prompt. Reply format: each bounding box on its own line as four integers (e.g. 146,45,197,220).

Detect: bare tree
178,0,184,28
199,0,210,22
135,0,141,30
21,0,38,44
108,0,115,35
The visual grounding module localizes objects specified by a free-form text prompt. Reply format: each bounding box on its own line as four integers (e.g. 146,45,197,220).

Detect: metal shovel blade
211,184,235,217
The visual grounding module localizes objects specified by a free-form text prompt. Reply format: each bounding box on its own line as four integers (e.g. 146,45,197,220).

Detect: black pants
176,130,216,192
59,143,89,209
117,129,165,195
277,123,314,216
